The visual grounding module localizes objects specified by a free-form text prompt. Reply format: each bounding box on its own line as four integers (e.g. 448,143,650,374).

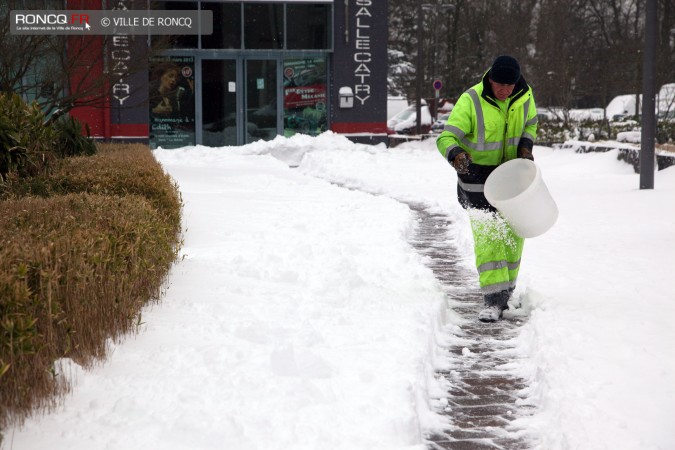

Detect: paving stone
448,395,514,407
430,439,503,449
435,429,497,441
454,405,515,418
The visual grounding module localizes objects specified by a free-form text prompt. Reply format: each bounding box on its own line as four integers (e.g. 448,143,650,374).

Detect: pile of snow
4,133,674,450
568,108,605,121
616,131,642,143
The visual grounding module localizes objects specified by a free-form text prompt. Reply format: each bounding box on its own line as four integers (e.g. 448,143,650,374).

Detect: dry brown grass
0,143,182,433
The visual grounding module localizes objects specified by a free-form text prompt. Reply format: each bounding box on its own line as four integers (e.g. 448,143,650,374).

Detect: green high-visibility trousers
469,211,524,295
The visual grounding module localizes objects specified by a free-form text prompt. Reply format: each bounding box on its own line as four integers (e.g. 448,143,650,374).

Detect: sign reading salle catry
331,0,387,134
353,0,372,105
108,0,148,136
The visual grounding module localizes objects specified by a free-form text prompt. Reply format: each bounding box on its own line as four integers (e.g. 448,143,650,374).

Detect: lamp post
640,0,657,189
416,2,454,135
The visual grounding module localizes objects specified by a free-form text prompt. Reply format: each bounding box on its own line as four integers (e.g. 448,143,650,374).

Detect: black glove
451,152,471,174
518,147,534,161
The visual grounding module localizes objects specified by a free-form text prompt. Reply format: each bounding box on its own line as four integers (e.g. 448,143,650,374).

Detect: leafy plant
0,115,27,182
52,116,97,158
0,93,57,180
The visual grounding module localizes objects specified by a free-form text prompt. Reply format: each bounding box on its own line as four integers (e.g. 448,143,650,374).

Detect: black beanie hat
489,55,521,84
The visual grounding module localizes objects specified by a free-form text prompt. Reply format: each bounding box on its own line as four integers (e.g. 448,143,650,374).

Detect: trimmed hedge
12,143,181,227
0,144,182,432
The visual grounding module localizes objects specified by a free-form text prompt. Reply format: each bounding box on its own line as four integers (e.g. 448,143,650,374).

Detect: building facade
69,0,388,147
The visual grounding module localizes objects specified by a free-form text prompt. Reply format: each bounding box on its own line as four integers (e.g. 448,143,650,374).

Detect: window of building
151,1,198,49
244,3,283,50
286,4,331,50
202,2,241,49
152,2,331,51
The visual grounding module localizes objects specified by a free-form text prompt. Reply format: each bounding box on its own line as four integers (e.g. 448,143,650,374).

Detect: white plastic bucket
484,159,558,238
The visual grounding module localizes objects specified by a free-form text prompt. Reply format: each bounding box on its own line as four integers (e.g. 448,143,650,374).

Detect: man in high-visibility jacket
436,55,538,322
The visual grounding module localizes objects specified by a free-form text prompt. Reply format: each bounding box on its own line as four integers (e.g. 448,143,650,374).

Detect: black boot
478,290,510,322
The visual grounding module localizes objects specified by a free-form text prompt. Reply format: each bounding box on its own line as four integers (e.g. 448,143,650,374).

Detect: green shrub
0,94,100,184
537,115,675,145
0,93,57,181
657,120,675,144
536,120,570,145
52,116,97,158
0,115,27,181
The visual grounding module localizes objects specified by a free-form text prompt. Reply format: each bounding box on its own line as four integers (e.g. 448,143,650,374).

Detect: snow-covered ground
3,133,674,450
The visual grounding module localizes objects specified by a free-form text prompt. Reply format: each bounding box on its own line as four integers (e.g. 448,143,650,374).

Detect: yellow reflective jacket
436,71,538,210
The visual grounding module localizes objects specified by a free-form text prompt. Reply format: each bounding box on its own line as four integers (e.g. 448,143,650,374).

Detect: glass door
199,58,280,146
201,59,238,147
245,59,278,143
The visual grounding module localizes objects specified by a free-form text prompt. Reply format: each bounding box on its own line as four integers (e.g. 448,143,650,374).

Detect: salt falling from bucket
484,159,559,238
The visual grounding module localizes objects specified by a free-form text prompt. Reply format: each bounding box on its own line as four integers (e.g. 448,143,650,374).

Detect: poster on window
283,58,327,137
149,56,195,149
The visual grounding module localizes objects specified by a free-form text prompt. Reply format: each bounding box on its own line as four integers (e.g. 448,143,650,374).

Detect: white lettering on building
111,0,131,105
353,0,372,105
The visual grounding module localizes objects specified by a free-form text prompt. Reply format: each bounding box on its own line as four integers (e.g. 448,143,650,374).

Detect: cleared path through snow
407,204,535,449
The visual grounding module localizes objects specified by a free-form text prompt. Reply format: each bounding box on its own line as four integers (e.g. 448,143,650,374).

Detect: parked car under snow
387,103,432,135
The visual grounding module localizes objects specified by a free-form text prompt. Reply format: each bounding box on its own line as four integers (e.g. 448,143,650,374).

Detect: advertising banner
149,56,195,149
283,58,328,136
